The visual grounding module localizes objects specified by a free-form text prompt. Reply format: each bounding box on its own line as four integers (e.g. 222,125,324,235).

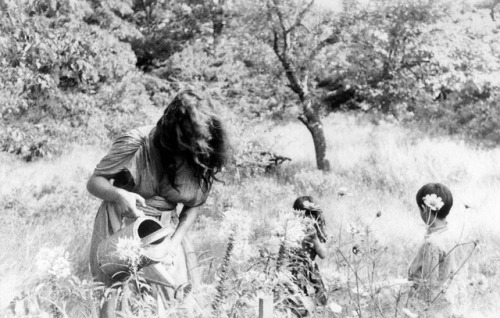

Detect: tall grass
1,113,499,317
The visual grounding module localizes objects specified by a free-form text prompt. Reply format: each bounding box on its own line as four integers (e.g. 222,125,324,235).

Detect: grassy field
1,113,499,317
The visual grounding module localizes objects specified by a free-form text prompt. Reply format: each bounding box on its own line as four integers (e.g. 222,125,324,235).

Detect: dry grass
1,114,499,317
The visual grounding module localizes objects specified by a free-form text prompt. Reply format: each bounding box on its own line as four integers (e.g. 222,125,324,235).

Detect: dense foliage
2,1,500,317
1,0,500,159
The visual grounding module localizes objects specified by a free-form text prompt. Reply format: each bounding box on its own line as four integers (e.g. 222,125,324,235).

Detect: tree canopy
2,0,500,162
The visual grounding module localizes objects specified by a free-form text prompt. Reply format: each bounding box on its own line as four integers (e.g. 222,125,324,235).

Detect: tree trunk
298,100,331,171
210,0,225,55
266,1,332,171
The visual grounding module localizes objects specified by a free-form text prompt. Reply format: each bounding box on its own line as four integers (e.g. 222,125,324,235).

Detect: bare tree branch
308,32,340,61
271,0,289,53
272,30,283,62
298,113,308,125
268,0,306,99
286,0,315,35
491,1,499,21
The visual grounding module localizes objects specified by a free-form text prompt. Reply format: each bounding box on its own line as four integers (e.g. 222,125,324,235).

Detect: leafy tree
0,0,145,159
233,0,343,171
317,0,500,136
86,0,224,70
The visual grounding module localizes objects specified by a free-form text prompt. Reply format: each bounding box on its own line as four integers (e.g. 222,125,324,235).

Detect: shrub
412,89,500,148
0,2,150,159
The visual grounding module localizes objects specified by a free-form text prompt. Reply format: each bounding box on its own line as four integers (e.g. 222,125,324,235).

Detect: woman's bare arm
170,205,199,246
86,173,145,218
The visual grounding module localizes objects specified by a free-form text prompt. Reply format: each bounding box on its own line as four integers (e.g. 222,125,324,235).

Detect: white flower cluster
243,269,267,283
35,247,72,279
220,208,252,238
272,210,314,249
301,200,315,210
116,237,144,268
220,208,254,262
347,223,363,236
423,194,445,211
275,270,294,286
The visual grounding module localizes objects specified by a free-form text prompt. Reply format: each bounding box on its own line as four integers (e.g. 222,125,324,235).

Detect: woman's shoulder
94,125,157,179
117,125,155,143
108,125,156,154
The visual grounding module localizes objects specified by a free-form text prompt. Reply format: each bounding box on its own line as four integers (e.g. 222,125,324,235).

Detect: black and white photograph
1,0,499,317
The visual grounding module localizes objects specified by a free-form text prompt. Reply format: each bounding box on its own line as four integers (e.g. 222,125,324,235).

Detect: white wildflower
219,208,252,239
423,194,445,211
275,270,294,285
220,208,253,262
49,255,71,278
351,287,369,297
328,301,342,314
338,187,348,196
268,234,283,250
271,223,285,237
301,200,316,210
116,237,144,268
322,270,347,285
243,269,267,284
35,247,72,279
272,210,315,248
232,243,257,265
402,308,418,318
347,223,362,236
283,214,307,248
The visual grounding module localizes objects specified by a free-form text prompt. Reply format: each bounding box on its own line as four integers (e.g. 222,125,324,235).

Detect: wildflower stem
275,239,288,272
212,227,236,317
430,241,478,304
39,296,69,318
337,249,363,318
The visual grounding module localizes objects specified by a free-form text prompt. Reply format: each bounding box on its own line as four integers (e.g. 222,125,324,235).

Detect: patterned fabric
408,226,457,302
89,126,206,315
290,236,328,308
93,125,209,207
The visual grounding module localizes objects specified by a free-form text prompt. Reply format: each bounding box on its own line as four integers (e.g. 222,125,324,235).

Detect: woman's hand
86,174,145,219
113,188,146,218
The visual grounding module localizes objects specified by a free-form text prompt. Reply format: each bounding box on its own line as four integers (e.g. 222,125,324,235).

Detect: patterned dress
408,225,457,312
290,236,328,306
89,125,208,313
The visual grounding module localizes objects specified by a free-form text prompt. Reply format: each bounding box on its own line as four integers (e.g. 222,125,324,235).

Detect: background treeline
2,1,500,317
2,0,500,165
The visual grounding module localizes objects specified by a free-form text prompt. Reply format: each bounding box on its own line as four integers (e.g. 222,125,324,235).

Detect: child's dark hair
293,196,327,242
416,183,453,219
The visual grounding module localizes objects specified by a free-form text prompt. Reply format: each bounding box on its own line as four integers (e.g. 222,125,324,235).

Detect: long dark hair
153,90,229,192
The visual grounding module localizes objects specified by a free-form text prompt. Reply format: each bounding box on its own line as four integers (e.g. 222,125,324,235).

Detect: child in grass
291,196,328,308
408,183,457,314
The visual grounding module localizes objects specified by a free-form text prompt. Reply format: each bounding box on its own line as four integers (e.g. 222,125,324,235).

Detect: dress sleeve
93,128,148,183
408,244,424,281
